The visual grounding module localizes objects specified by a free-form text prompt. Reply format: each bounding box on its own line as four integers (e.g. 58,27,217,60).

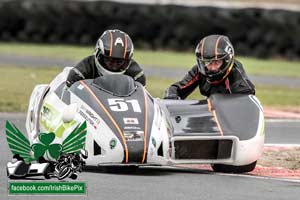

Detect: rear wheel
44,164,53,179
211,161,257,173
100,166,139,173
57,166,72,180
70,173,78,180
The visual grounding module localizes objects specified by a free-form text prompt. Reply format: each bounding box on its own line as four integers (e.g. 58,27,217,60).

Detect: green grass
255,85,300,107
148,77,300,108
0,42,300,78
239,57,300,78
1,66,299,112
0,42,93,61
0,66,60,112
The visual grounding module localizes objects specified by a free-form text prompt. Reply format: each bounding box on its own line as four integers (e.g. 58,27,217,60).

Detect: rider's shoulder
74,55,95,69
233,59,244,69
128,59,142,71
84,55,95,64
231,59,248,77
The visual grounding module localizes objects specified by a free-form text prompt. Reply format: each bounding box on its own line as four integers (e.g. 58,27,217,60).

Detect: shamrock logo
6,121,87,163
31,133,62,161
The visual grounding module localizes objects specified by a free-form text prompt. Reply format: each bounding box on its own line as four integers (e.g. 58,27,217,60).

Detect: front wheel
211,161,257,173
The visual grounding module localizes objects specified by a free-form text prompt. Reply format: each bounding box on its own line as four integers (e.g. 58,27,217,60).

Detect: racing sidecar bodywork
26,67,264,173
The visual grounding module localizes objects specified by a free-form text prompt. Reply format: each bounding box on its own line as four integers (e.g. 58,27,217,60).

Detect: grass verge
0,42,300,78
1,66,300,112
1,66,60,112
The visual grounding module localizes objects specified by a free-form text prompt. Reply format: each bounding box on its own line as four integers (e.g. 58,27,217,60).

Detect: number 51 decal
108,99,141,112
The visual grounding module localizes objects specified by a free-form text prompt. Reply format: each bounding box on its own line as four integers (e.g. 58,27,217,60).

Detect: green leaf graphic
31,143,47,159
5,121,32,163
38,132,55,146
48,144,63,160
62,122,87,154
6,120,87,163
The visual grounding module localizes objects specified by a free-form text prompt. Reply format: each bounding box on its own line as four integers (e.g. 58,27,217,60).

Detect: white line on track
266,119,300,123
216,172,300,183
264,143,300,147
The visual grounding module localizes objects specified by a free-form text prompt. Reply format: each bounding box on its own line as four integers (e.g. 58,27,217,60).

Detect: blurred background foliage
0,0,300,59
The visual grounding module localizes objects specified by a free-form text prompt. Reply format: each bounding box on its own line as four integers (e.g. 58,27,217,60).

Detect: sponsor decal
77,84,84,90
40,103,76,138
110,139,117,149
79,105,101,129
123,131,144,141
123,118,139,125
42,105,51,116
124,126,141,130
152,137,156,148
79,110,94,128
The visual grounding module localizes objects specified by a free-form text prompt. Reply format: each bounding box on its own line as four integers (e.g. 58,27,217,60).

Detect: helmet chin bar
95,57,127,76
207,62,234,84
197,54,234,83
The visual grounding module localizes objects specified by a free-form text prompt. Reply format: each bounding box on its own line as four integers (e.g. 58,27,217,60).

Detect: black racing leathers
164,59,255,99
66,55,146,87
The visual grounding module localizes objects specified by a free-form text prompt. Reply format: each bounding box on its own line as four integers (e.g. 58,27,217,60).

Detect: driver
66,29,146,87
164,34,255,99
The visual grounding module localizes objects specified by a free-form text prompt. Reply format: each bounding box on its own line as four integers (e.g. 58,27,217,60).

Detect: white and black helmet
94,29,134,75
195,35,234,83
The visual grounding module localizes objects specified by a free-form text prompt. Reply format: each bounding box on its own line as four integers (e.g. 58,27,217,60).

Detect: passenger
164,34,255,99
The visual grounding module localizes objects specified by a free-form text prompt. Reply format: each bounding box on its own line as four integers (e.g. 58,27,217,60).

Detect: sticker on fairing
123,118,139,125
41,103,76,138
77,84,84,90
123,131,144,141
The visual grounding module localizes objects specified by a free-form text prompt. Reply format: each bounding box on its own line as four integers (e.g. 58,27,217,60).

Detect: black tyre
100,166,139,173
57,167,72,180
211,161,257,173
44,164,53,179
70,173,78,180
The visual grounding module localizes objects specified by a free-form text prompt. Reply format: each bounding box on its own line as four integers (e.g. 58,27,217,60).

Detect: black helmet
94,29,134,75
195,35,234,83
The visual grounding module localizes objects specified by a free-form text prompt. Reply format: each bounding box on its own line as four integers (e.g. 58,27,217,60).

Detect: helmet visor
99,55,130,72
202,59,224,74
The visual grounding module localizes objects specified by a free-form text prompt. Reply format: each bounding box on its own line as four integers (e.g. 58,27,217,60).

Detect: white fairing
26,67,264,167
146,99,171,165
71,94,125,165
48,67,73,93
232,96,265,165
169,95,265,166
26,67,72,140
26,84,49,141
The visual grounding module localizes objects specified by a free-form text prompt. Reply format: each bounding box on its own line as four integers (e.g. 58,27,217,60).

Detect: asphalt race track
0,113,299,200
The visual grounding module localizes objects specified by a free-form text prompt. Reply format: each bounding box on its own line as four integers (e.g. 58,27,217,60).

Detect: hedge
0,0,299,59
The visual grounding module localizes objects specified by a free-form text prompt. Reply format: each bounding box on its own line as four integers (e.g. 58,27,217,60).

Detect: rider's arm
66,56,94,87
164,65,201,99
126,60,146,86
229,60,255,95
